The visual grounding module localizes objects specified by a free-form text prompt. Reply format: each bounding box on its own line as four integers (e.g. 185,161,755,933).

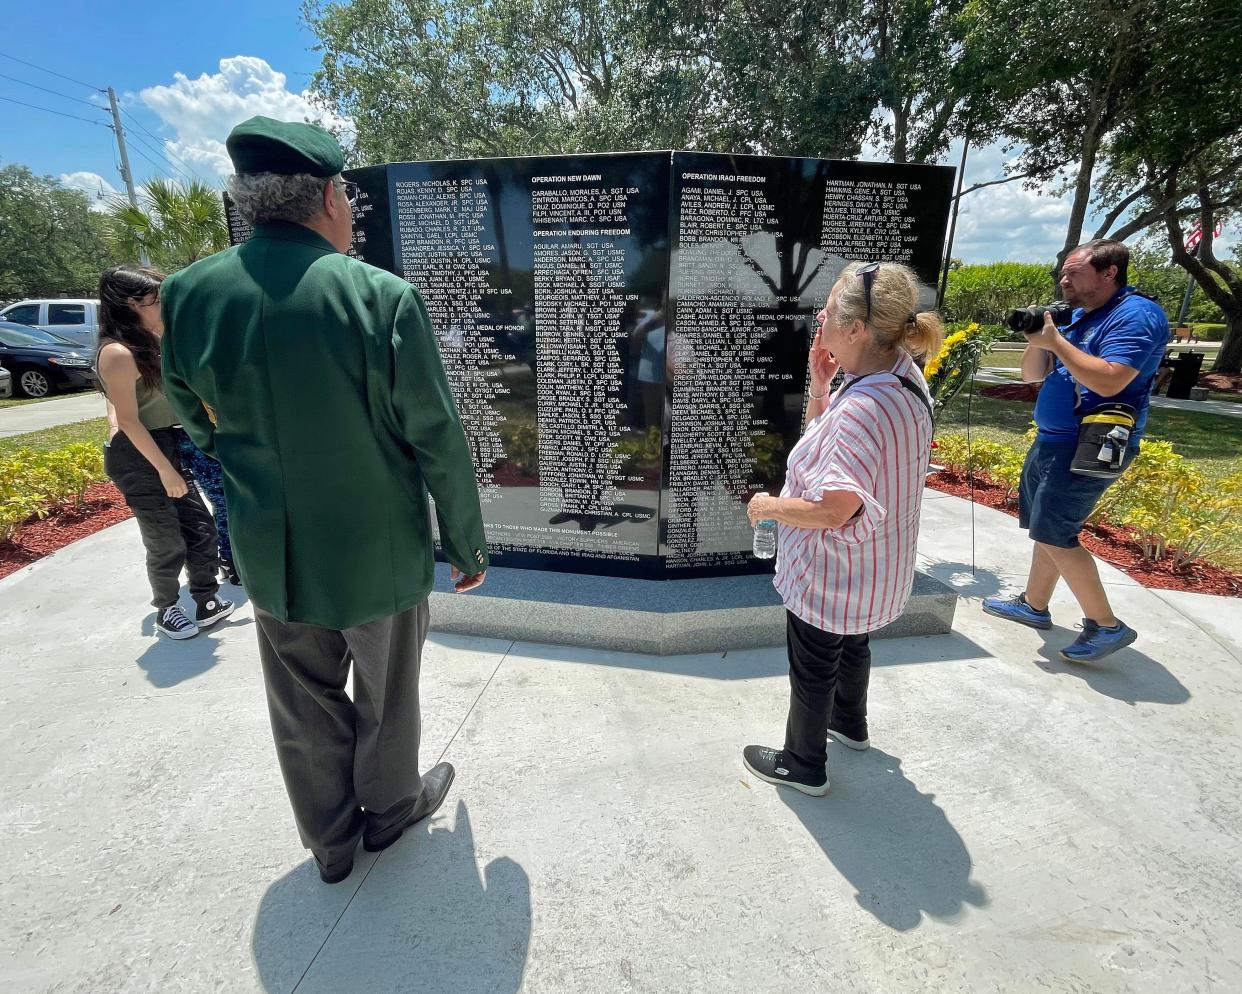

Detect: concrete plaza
1,492,1239,993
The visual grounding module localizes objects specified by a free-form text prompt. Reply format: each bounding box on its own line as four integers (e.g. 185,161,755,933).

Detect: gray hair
227,171,333,224
832,261,944,360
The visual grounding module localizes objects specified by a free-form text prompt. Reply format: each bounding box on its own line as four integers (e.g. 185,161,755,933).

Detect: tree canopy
0,163,115,300
104,178,229,274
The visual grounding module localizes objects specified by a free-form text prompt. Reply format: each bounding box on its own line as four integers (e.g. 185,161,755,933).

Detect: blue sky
0,1,1226,265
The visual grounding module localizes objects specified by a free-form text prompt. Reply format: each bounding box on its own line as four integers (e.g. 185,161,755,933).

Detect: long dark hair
97,265,166,389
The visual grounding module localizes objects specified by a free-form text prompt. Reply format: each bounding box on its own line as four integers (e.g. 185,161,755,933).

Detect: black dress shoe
317,858,353,884
363,762,456,853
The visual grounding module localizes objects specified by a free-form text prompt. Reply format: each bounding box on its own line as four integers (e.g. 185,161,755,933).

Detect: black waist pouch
1070,403,1136,478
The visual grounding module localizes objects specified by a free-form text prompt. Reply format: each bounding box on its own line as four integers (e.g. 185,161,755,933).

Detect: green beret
225,116,344,177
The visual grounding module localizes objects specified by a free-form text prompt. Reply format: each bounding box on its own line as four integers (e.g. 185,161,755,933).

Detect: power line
125,130,200,186
0,71,106,109
0,51,103,92
125,143,179,186
0,93,112,127
124,130,186,178
119,107,212,185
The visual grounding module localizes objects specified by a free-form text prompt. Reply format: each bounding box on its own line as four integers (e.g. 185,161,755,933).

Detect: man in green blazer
160,116,488,884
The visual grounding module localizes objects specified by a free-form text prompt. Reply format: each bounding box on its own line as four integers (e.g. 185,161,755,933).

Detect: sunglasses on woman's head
856,262,881,321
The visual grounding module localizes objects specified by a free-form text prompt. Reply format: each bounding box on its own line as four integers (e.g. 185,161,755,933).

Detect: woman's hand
809,329,840,393
159,467,189,499
747,491,779,526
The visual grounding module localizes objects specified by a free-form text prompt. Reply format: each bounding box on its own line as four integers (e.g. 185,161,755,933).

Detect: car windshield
0,323,77,348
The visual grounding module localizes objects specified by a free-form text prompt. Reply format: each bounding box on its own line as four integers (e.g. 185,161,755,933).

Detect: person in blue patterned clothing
178,433,241,585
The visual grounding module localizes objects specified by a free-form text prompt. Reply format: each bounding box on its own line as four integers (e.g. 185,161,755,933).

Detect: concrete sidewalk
1,492,1239,993
0,391,106,438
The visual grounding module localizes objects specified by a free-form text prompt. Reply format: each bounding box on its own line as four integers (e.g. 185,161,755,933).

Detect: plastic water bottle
752,493,777,559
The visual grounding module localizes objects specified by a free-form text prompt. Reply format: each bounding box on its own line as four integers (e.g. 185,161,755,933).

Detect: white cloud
59,171,120,211
943,140,1074,265
137,56,351,178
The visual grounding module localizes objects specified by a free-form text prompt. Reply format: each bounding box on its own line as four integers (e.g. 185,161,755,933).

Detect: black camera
1005,303,1075,334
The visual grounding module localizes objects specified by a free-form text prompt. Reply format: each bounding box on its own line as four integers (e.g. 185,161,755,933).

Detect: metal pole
937,132,970,309
107,86,150,266
1176,242,1199,327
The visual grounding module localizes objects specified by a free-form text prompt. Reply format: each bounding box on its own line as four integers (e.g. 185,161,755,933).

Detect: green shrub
0,443,105,542
1189,323,1226,342
932,432,1031,493
1089,439,1242,566
943,262,1054,325
613,426,663,473
498,419,538,474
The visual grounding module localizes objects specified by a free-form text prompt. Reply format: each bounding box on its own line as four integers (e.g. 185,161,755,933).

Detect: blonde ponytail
904,311,944,360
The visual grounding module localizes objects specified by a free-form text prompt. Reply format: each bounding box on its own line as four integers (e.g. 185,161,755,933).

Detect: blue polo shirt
1034,286,1170,444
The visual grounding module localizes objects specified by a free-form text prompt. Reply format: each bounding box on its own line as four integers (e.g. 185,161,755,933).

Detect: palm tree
106,178,229,272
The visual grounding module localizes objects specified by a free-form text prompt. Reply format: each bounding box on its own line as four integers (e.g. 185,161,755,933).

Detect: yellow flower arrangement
924,323,981,380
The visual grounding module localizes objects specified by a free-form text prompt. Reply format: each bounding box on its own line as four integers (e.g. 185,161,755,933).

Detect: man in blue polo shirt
983,239,1168,661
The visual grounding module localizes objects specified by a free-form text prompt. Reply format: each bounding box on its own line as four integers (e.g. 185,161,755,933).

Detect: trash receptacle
1167,350,1205,399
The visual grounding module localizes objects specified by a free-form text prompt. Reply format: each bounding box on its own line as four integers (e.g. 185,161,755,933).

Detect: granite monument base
428,564,958,655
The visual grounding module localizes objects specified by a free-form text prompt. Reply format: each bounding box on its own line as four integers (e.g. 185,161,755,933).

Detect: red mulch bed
927,471,1242,597
1199,370,1242,394
981,383,1040,402
0,482,132,581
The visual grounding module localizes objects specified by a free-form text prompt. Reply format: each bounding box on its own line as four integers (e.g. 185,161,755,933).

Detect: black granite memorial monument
225,151,955,582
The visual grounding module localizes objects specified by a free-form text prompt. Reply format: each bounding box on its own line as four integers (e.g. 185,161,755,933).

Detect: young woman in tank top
95,265,234,639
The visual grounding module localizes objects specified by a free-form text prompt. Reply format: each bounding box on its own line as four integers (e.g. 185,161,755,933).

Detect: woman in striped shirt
742,261,943,796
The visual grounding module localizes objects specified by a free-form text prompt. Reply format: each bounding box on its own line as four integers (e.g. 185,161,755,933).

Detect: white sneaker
156,605,199,640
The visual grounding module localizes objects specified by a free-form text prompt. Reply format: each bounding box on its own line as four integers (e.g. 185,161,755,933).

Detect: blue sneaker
1060,619,1138,662
982,592,1053,630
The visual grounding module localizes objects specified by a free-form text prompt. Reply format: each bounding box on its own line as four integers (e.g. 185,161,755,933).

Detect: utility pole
106,86,150,266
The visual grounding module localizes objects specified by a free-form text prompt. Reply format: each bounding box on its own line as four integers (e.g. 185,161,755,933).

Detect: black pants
104,427,219,610
784,610,872,772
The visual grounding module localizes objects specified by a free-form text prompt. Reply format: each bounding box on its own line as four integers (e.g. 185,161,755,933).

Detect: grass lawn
939,389,1242,479
982,349,1025,370
0,395,51,410
0,417,109,460
0,388,98,410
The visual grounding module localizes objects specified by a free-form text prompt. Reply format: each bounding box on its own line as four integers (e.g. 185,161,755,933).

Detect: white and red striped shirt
773,351,933,635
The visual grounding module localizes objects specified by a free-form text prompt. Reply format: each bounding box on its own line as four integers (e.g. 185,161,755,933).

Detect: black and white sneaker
742,745,829,796
156,605,199,640
827,724,870,751
195,596,235,628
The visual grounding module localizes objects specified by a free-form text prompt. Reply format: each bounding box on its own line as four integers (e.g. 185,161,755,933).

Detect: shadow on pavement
919,561,1005,598
252,800,531,994
135,586,251,688
1033,629,1190,706
780,747,988,932
508,631,995,681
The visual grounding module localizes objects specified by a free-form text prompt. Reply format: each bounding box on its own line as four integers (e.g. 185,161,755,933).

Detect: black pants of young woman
783,610,871,772
104,427,220,610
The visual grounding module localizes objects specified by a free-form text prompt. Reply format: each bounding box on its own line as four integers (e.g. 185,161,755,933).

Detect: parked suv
0,299,101,349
